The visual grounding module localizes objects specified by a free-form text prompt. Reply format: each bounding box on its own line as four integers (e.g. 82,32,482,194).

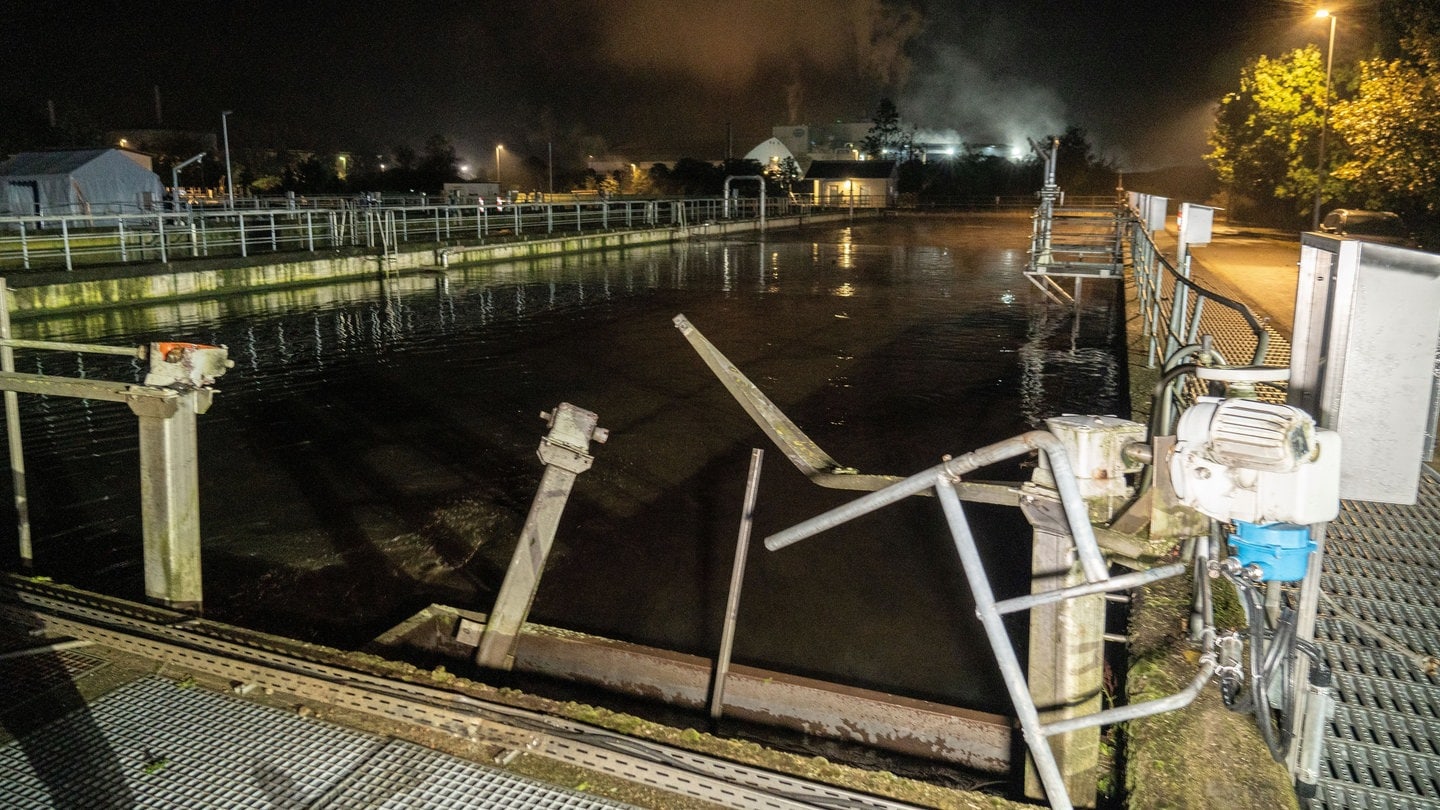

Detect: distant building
773,122,873,165
802,160,898,207
0,148,164,219
742,137,798,171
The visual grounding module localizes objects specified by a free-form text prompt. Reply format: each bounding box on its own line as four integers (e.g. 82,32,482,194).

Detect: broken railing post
476,402,607,670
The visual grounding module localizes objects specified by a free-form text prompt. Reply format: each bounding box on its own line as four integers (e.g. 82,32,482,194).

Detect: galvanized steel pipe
765,430,1111,584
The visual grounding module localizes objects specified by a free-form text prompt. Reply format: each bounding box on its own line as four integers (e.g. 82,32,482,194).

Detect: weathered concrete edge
1120,270,1299,808
5,210,872,319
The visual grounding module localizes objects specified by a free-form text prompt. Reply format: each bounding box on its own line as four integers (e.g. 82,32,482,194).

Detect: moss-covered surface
1123,575,1297,809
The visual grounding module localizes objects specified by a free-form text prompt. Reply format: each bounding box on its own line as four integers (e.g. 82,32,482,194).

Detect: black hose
1227,572,1287,760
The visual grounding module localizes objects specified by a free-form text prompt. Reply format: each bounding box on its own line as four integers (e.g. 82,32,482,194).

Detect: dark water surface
2,214,1125,715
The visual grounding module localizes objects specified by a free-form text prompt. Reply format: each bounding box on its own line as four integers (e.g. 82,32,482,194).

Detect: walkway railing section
1126,209,1285,434
0,196,811,273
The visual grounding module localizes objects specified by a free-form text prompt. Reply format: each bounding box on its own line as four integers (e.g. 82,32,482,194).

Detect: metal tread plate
1318,776,1438,810
1318,591,1440,656
1323,551,1440,590
1330,666,1440,722
0,676,635,809
1321,640,1439,693
1330,701,1440,757
1321,735,1440,802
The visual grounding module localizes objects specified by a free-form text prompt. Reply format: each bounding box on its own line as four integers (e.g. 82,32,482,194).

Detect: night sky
3,1,1367,171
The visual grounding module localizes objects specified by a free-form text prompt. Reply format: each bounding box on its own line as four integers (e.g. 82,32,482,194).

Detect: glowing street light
495,144,504,186
1311,9,1337,230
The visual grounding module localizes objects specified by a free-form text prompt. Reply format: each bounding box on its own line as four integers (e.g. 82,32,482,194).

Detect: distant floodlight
1315,9,1331,18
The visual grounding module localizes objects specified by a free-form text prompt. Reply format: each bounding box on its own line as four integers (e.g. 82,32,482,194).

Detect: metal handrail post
934,478,1075,810
0,279,30,564
710,448,764,720
61,218,73,271
237,212,247,258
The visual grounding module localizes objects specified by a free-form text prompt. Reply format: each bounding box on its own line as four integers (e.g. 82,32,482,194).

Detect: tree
1207,46,1332,223
417,134,460,188
861,97,913,160
1331,58,1440,216
767,156,802,192
1053,126,1117,196
1329,13,1440,234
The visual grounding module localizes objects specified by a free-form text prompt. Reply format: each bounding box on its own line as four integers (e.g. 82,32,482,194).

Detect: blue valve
1229,522,1315,582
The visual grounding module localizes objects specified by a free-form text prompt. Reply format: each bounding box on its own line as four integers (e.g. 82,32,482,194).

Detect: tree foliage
1206,46,1330,222
1054,126,1118,196
861,97,913,159
1331,58,1440,216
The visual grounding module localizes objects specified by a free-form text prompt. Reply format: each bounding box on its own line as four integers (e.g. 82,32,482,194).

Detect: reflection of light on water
835,227,855,269
831,282,856,297
1000,290,1016,305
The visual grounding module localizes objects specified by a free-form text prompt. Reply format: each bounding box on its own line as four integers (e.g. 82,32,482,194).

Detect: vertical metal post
0,279,31,564
62,218,73,271
935,478,1075,810
268,212,277,251
237,212,247,258
18,221,28,270
476,403,607,669
710,448,764,720
154,214,165,265
306,211,315,252
127,388,208,610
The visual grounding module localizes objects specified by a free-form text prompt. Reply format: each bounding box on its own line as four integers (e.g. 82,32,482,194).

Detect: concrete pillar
1021,415,1146,805
1022,490,1105,806
127,389,208,610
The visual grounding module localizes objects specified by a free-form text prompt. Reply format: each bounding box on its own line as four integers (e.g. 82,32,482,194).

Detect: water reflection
0,218,1126,715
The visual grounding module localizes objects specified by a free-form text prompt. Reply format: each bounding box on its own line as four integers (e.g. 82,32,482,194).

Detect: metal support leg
476,403,607,670
935,478,1077,810
127,389,208,610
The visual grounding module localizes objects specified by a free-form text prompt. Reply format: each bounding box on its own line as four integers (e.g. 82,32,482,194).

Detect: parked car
1319,209,1420,248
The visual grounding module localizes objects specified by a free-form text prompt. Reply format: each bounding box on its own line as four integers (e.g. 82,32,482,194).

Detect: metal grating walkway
0,676,637,809
1128,248,1440,808
1317,477,1440,809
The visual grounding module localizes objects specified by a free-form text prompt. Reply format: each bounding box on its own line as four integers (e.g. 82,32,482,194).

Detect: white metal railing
0,196,821,273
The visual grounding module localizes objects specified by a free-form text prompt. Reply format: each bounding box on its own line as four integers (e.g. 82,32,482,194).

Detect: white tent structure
0,149,164,220
743,137,797,170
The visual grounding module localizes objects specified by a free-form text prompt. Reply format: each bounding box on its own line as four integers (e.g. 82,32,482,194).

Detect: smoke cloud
901,43,1066,149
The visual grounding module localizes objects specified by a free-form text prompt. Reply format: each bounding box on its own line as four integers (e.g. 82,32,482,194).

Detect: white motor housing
1170,397,1341,525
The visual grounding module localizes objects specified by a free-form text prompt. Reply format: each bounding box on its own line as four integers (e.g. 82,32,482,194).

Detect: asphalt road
1184,225,1303,339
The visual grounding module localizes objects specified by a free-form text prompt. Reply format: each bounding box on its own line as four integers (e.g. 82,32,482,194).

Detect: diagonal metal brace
476,402,608,670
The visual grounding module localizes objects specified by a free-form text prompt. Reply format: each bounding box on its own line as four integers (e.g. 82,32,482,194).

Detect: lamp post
221,110,235,209
1311,10,1336,230
495,143,504,187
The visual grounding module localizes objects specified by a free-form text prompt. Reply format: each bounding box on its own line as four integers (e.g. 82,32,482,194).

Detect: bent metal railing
763,434,1205,810
0,196,812,273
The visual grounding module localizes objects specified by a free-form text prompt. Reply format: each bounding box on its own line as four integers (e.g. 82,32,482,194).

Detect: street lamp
495,144,504,187
1311,9,1337,230
221,110,235,209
